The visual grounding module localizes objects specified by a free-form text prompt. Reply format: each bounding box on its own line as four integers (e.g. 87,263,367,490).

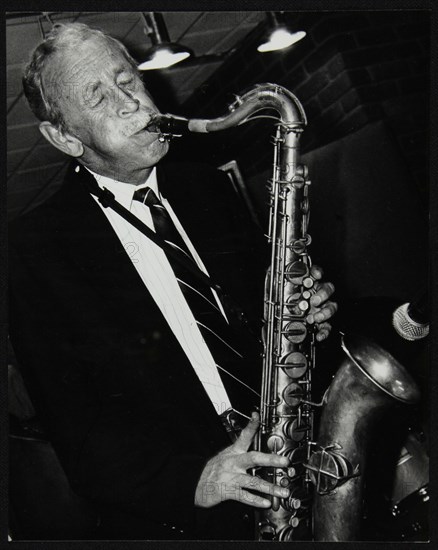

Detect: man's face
43,36,169,181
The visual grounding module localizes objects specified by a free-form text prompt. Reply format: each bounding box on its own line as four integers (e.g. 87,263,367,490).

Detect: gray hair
22,22,138,132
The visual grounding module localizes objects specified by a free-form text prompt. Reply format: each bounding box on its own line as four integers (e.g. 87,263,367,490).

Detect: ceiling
6,11,266,219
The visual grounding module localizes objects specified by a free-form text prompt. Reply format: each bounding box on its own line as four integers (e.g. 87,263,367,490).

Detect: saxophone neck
200,83,307,132
146,83,307,140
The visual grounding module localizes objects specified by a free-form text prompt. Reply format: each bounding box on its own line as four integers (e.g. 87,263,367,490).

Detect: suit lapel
54,164,153,312
54,163,232,447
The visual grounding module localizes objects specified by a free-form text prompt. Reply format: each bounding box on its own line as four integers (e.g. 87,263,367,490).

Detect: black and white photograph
5,4,433,544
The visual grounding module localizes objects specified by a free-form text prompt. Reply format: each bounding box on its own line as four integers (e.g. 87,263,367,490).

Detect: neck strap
85,176,258,337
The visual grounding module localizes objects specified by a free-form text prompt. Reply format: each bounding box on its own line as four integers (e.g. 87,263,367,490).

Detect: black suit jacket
8,160,266,539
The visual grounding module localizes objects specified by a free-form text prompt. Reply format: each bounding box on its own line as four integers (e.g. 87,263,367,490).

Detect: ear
39,121,84,158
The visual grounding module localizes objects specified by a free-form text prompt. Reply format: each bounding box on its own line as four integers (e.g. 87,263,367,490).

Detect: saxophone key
280,476,291,488
289,515,300,528
295,163,308,178
303,276,314,289
301,197,309,214
290,498,302,510
282,382,304,407
283,418,310,442
280,351,308,379
285,514,311,540
283,321,307,343
283,495,301,513
258,522,276,540
285,259,308,281
282,448,307,479
267,434,284,452
290,236,312,255
289,486,312,511
285,298,308,317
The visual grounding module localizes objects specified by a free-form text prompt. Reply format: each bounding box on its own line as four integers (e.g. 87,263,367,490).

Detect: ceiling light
257,12,306,53
37,12,54,40
138,12,192,71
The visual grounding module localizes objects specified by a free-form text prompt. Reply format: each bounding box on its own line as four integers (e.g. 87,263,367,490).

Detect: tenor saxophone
149,84,314,540
147,83,420,541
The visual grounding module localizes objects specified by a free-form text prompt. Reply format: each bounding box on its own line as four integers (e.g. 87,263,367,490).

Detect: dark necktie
132,186,259,421
134,187,191,258
133,186,223,324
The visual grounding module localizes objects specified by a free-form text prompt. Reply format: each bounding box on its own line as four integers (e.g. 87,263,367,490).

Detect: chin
151,138,170,162
123,138,169,171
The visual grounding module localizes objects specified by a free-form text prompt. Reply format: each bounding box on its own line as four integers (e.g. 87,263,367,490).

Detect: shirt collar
84,166,159,208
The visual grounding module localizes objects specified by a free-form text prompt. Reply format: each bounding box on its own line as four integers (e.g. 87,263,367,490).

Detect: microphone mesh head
392,303,430,341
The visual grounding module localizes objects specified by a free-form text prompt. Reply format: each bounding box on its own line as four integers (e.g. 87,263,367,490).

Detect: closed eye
117,74,138,89
91,95,104,108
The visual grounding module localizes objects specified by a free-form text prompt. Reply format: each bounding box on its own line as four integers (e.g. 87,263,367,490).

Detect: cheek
138,87,157,108
85,114,124,152
132,138,169,166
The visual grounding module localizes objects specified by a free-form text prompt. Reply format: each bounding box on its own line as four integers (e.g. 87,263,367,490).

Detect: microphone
392,290,429,341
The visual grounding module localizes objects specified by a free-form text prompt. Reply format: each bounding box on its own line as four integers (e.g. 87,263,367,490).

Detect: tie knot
133,186,161,207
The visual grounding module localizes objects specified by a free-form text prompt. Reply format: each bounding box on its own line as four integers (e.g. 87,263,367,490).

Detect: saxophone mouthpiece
146,114,190,140
146,114,211,139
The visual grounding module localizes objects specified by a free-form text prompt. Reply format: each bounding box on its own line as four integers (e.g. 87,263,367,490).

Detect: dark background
165,10,430,305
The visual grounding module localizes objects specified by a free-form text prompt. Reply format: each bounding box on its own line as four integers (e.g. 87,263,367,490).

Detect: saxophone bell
309,333,420,541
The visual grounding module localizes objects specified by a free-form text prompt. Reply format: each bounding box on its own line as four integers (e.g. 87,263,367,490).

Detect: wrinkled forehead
43,35,132,93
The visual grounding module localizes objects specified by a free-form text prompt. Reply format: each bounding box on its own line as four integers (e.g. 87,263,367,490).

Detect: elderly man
9,23,336,540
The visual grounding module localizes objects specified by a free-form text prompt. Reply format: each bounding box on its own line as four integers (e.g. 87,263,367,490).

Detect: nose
116,89,140,118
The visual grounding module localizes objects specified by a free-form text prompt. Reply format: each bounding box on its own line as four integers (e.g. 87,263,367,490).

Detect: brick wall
174,11,430,208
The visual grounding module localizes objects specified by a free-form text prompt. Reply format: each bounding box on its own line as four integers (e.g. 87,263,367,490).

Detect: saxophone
147,83,420,541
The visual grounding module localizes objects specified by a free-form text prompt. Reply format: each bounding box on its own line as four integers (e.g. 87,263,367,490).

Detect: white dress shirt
86,166,232,415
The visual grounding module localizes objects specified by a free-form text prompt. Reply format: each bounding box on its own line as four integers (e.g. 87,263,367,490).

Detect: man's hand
305,265,337,342
195,412,290,509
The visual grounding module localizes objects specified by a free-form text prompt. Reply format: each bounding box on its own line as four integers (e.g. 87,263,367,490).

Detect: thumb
233,411,260,452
